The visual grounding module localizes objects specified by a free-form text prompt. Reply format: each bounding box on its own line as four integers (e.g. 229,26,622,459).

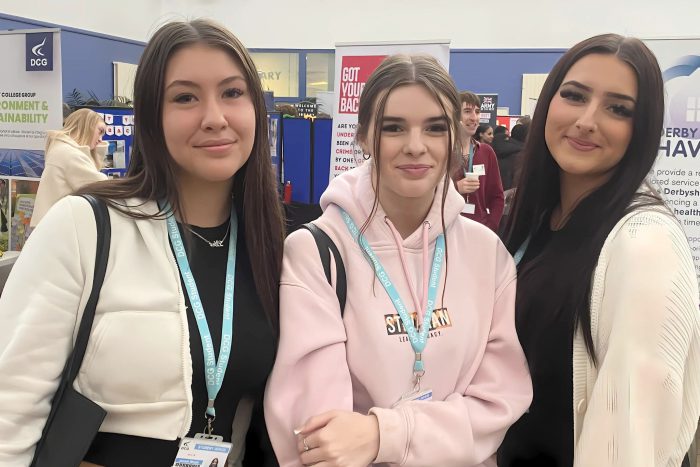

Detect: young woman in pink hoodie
265,54,532,467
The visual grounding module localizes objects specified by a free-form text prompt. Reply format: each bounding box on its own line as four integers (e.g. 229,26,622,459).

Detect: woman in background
31,108,108,227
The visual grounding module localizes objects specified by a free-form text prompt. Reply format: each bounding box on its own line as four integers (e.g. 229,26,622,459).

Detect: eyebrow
561,80,637,104
382,116,448,124
165,75,246,91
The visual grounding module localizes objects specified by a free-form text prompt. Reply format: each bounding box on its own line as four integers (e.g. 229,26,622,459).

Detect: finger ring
303,437,310,452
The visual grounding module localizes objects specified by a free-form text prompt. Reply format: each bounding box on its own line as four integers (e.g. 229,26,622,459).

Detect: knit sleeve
574,211,700,466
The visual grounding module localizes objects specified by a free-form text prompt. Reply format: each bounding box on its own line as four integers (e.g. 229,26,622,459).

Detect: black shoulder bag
301,223,346,314
30,195,111,467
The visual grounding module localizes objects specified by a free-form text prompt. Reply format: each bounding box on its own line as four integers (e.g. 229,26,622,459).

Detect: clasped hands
295,410,379,467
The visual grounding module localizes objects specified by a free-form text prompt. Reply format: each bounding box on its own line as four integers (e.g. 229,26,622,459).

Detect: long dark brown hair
76,19,284,333
504,34,665,362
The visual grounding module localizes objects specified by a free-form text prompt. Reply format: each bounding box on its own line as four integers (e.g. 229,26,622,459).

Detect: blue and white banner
646,38,700,278
0,29,62,152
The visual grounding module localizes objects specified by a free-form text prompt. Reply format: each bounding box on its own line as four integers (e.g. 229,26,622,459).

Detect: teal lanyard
340,209,445,379
513,236,530,266
163,201,237,433
462,142,475,177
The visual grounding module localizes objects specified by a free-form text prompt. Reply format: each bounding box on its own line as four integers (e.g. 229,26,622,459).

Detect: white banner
329,41,450,180
0,29,62,151
646,38,700,278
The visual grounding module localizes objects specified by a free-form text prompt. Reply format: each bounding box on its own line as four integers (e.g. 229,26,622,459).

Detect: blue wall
450,49,565,115
0,13,145,102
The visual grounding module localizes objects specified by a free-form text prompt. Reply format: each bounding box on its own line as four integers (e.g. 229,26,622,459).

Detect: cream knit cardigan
573,207,700,466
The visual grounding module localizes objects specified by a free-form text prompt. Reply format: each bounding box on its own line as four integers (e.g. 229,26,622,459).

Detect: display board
329,40,450,179
0,29,62,250
646,38,700,279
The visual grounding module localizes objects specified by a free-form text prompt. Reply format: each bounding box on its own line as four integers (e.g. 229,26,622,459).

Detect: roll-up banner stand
329,40,451,180
646,38,700,279
0,29,62,251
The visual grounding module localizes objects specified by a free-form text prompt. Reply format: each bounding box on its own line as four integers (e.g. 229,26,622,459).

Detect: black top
84,214,277,466
498,214,578,467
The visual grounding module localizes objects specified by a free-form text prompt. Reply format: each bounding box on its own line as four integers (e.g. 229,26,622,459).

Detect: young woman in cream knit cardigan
499,34,700,467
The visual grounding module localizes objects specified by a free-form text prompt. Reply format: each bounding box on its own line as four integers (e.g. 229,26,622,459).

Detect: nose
404,128,427,156
201,97,228,131
575,101,598,133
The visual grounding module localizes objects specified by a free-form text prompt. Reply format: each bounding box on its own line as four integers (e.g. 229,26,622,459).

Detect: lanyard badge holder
162,201,236,464
341,210,445,407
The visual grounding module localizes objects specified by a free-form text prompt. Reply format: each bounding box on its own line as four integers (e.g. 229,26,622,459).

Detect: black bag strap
64,195,111,383
301,223,346,315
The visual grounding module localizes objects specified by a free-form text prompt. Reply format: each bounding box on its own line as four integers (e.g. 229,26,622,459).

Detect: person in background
499,33,700,467
30,108,108,227
475,123,494,145
0,19,283,467
452,91,504,232
510,123,529,144
491,125,524,191
266,54,531,467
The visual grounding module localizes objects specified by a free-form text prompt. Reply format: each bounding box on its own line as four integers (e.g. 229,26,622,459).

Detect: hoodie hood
320,160,465,248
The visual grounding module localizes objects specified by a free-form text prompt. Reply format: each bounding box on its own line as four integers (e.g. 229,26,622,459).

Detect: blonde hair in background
60,108,105,169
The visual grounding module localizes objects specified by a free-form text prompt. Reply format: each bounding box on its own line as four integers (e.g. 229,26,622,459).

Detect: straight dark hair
76,19,284,334
504,34,665,363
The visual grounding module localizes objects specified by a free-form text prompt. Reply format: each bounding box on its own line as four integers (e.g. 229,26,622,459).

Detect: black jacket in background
491,134,523,190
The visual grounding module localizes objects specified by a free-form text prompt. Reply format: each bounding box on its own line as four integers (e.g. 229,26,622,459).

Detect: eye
560,89,586,103
223,88,244,98
608,103,634,118
426,124,448,133
173,93,196,104
381,124,403,133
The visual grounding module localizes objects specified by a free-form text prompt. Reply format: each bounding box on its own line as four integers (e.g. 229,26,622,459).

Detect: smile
566,136,599,152
194,140,235,152
397,165,432,178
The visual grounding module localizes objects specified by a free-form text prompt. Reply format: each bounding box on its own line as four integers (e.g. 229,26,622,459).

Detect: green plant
64,88,133,109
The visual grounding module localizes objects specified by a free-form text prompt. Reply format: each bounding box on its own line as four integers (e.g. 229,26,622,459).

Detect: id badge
473,164,486,176
391,388,433,408
173,434,232,467
462,203,476,215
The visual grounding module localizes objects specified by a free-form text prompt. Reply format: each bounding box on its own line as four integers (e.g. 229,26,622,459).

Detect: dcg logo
25,32,53,71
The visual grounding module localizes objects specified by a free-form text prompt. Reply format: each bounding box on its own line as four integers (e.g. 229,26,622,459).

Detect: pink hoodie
265,161,532,466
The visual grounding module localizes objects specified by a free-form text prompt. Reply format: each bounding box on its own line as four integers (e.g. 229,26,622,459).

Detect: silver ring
303,437,310,452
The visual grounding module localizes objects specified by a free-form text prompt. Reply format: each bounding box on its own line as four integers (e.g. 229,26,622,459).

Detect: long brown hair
76,19,284,333
355,54,462,303
504,34,665,362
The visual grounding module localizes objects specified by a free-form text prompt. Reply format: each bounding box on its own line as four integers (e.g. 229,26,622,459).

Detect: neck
176,174,234,227
555,171,611,227
377,186,435,240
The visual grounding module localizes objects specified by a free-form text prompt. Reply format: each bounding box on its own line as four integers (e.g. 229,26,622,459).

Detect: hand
457,177,480,194
295,410,379,467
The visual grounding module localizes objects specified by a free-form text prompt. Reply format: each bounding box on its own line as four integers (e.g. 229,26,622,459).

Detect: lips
566,136,599,152
397,164,431,178
194,139,235,152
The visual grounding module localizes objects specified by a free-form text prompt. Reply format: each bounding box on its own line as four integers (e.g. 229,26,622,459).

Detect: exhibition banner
646,38,700,278
329,41,450,179
0,29,62,250
0,29,62,151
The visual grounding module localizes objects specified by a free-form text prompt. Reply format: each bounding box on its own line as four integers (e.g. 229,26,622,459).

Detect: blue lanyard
462,142,475,177
163,201,237,425
340,210,445,377
513,236,530,266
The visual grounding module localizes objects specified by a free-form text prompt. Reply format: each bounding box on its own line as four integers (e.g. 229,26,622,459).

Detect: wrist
367,413,380,461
